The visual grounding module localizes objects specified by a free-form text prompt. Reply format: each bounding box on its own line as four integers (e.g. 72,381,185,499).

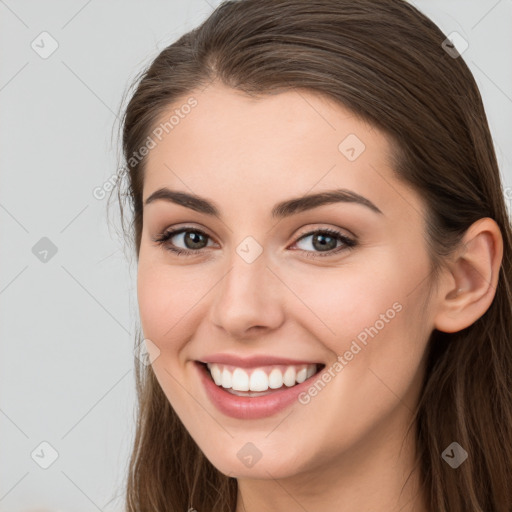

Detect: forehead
142,83,424,223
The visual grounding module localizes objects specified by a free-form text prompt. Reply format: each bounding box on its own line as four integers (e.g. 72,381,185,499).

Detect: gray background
1,0,511,510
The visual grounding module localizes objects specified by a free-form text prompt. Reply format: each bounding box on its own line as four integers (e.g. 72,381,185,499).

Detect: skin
137,81,503,512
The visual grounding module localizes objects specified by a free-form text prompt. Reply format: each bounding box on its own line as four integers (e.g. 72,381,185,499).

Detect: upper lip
197,353,323,368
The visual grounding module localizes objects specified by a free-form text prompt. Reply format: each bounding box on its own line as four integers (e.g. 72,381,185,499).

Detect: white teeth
306,365,316,379
210,364,222,385
268,368,283,389
249,369,269,391
296,367,307,383
221,368,232,388
283,366,296,387
232,368,249,391
205,362,319,392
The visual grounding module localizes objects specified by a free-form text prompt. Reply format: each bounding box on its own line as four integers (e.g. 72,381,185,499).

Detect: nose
208,250,286,340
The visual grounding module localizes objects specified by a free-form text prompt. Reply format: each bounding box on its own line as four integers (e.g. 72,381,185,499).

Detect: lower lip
195,361,321,420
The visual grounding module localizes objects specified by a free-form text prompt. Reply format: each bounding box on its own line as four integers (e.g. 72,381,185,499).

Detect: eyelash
152,226,357,259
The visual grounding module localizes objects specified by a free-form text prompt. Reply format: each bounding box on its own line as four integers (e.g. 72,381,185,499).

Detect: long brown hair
112,1,512,510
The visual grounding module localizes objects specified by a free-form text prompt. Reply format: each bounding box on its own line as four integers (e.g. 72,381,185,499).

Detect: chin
199,439,310,481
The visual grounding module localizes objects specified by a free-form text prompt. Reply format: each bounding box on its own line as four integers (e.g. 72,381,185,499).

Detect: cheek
136,261,194,344
285,256,430,370
136,259,221,360
137,264,167,340
136,263,200,404
285,263,402,344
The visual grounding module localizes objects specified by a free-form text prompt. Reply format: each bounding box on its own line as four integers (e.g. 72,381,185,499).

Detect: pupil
186,231,206,249
313,234,336,251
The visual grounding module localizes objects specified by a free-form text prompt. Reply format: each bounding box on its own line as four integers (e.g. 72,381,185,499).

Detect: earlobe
433,217,503,334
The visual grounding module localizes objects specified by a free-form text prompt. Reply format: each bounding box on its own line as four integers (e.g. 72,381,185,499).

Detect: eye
291,228,357,258
152,226,357,258
152,227,215,257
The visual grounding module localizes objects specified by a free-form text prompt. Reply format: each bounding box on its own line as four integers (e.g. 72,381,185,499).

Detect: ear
433,217,503,333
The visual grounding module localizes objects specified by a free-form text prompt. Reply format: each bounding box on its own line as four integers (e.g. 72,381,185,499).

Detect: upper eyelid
160,223,352,236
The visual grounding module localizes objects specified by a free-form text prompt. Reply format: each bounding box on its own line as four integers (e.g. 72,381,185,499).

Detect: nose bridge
209,238,285,336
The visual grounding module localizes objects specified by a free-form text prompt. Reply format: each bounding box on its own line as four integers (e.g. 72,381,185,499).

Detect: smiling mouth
198,361,325,396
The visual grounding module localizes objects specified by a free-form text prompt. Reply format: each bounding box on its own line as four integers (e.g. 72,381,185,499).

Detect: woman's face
137,82,436,479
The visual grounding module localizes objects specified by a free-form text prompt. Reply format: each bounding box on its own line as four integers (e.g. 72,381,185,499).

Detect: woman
114,0,512,510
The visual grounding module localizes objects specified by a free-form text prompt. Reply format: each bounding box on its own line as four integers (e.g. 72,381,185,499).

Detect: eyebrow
143,187,383,218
